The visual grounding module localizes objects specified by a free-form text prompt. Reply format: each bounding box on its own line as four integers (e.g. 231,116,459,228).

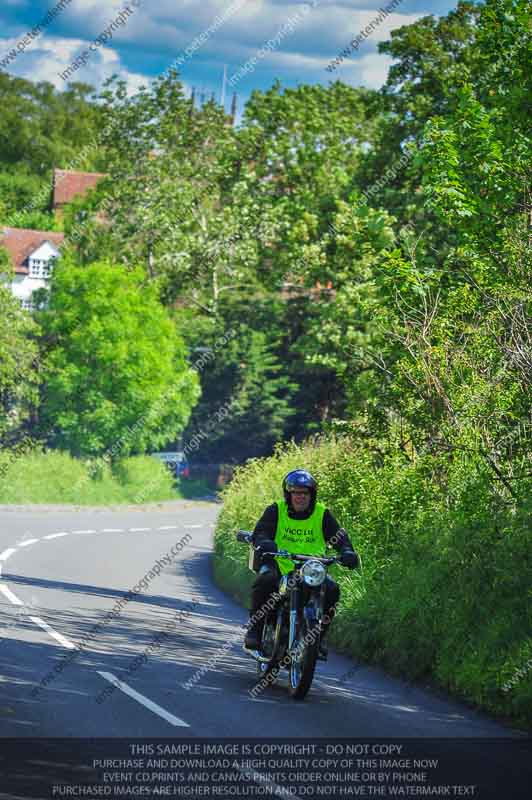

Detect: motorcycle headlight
301,560,326,587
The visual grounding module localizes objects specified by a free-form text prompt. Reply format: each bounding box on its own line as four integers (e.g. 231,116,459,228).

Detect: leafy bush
0,450,180,505
214,436,532,728
110,455,177,503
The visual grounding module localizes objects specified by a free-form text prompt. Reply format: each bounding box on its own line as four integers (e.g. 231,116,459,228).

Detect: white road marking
0,548,16,561
102,528,124,533
18,538,39,547
72,529,97,534
247,697,283,704
183,524,202,529
129,527,151,532
44,532,69,540
158,525,177,530
29,616,76,649
97,671,190,727
0,585,24,605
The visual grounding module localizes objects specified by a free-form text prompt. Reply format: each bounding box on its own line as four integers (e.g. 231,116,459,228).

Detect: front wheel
255,616,280,686
287,617,319,700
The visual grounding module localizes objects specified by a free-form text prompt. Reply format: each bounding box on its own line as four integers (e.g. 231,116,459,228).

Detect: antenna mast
221,64,227,109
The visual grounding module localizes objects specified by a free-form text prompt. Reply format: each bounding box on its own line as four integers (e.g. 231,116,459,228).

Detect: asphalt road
0,501,529,798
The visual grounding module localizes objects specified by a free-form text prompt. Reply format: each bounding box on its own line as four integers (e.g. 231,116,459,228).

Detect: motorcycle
236,529,347,700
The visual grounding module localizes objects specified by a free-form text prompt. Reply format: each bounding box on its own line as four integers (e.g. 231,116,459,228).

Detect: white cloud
0,1,433,97
318,9,422,47
223,5,421,90
355,51,394,88
59,1,419,65
0,35,151,96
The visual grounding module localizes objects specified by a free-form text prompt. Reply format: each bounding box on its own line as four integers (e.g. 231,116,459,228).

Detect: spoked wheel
287,617,319,700
255,616,280,686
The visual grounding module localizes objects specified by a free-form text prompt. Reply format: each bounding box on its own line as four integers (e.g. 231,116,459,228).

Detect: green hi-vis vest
274,499,327,575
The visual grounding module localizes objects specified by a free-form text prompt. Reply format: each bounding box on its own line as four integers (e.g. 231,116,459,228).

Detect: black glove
255,539,278,556
340,549,359,569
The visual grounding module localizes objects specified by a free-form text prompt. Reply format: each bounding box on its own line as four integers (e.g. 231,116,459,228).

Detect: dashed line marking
44,532,69,540
0,549,16,561
129,528,151,532
29,616,76,649
158,525,178,530
0,585,24,605
97,671,190,727
72,529,97,534
183,524,202,529
102,529,124,533
18,538,39,547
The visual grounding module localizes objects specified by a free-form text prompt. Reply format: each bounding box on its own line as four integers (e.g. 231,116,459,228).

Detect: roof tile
1,227,65,274
53,168,106,208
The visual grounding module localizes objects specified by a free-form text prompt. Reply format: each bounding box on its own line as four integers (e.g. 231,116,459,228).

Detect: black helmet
282,469,317,506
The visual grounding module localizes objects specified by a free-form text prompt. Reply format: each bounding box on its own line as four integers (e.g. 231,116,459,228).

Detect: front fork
288,579,326,652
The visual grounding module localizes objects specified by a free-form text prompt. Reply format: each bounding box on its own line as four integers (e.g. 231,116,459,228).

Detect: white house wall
9,239,60,308
30,241,59,264
11,273,48,303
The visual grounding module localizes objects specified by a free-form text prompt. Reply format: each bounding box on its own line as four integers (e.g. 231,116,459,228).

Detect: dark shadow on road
0,551,524,742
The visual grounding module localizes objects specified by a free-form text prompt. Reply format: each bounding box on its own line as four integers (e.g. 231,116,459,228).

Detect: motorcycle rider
244,468,359,658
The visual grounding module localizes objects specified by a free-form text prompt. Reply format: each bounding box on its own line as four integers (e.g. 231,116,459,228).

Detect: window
29,258,40,277
28,256,55,279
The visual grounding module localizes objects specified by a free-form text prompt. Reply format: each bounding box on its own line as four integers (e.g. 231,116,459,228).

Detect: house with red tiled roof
52,169,107,213
1,227,65,310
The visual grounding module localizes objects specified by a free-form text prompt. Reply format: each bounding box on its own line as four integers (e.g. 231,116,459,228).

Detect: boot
318,613,334,660
244,617,263,650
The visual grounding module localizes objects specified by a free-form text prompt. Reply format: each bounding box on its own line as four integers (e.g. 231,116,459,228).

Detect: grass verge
0,450,182,505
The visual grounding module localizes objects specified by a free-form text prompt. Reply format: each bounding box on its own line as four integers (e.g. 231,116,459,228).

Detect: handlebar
264,551,339,566
235,529,340,566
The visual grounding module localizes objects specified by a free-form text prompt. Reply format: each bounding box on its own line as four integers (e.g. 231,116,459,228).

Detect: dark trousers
250,565,340,639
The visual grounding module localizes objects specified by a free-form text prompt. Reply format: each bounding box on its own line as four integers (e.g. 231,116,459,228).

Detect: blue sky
1,0,459,111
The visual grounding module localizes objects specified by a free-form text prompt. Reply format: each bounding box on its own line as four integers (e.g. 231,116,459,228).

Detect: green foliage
74,72,249,311
65,76,376,454
1,0,530,728
215,436,532,728
38,259,200,457
0,248,40,442
0,74,101,175
181,320,297,462
107,455,178,503
368,0,482,226
14,210,61,232
0,450,179,504
0,173,50,223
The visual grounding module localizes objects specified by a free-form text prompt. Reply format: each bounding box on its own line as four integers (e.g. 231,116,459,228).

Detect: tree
409,0,532,494
0,173,50,222
65,72,269,314
0,74,102,175
0,246,40,443
38,259,200,457
180,320,297,463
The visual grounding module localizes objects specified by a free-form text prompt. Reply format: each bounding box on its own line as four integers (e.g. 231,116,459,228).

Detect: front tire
287,617,319,700
256,616,280,686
